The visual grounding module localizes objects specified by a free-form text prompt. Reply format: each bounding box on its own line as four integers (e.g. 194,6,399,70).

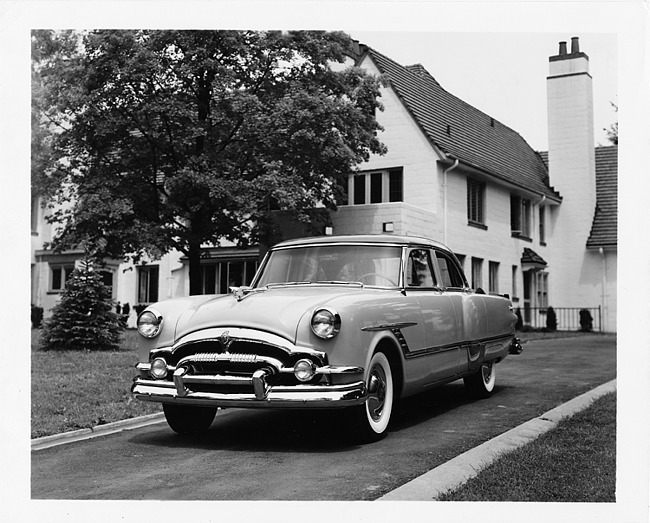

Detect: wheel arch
371,334,405,400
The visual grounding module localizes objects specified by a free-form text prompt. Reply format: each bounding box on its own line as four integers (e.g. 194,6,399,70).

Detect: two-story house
31,36,617,332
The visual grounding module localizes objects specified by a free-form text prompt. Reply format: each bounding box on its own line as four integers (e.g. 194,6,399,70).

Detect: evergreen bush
31,304,44,329
579,309,593,332
40,259,124,351
546,306,558,331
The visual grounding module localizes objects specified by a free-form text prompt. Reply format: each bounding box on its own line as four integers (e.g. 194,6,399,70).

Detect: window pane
468,179,484,223
370,172,382,203
202,265,216,294
489,261,499,293
353,175,366,205
471,257,483,289
389,169,403,202
148,267,159,302
407,249,436,287
52,267,62,290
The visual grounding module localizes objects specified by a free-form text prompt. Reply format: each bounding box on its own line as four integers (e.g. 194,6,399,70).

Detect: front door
404,248,460,384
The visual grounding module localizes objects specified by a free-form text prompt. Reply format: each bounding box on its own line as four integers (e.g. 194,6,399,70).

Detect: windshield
255,244,402,288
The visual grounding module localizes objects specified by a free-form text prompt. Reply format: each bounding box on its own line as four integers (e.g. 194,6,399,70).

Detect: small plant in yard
40,258,124,351
545,306,557,331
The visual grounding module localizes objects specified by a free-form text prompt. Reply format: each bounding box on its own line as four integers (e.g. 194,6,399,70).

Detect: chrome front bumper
131,378,367,408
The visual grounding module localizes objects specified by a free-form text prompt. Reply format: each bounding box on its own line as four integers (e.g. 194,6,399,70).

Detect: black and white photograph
2,0,648,521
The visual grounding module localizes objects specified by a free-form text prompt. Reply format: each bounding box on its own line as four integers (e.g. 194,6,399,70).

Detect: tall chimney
546,36,597,301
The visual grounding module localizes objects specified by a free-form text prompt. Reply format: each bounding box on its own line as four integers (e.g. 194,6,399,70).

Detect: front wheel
163,404,217,435
464,360,497,398
348,351,394,443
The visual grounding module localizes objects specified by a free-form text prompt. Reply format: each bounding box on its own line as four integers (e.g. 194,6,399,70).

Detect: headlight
137,310,163,338
310,308,341,339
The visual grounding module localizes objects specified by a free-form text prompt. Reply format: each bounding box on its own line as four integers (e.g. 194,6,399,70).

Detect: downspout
443,159,460,245
599,246,607,332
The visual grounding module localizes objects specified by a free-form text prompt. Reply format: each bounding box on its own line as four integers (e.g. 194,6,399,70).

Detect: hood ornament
219,330,233,352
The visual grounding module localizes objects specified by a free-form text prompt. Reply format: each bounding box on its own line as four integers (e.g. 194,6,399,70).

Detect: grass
31,329,161,439
438,391,617,502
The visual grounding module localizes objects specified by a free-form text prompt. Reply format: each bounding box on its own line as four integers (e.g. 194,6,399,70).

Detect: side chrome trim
361,321,418,331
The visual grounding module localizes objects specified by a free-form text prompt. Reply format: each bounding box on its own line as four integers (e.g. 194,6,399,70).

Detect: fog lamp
294,359,315,382
150,357,168,379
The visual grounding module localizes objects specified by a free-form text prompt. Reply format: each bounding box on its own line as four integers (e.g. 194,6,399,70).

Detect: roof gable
365,48,560,201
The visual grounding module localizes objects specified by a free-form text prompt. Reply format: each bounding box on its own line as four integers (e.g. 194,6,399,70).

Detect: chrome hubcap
367,366,387,421
482,362,493,384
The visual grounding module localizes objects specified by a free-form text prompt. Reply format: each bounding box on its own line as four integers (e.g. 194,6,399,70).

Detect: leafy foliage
32,30,387,294
40,259,123,351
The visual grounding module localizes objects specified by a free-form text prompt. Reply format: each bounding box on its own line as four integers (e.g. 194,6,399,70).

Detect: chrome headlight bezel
310,307,341,339
137,309,163,339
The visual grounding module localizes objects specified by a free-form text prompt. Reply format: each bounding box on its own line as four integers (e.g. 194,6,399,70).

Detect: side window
406,249,436,288
435,251,466,289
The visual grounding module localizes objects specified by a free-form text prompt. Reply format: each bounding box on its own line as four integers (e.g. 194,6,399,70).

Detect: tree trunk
188,241,203,296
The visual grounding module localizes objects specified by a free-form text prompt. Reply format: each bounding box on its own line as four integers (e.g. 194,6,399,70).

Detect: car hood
173,285,364,343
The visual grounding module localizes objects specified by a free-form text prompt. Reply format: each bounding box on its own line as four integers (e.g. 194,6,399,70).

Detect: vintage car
132,234,522,442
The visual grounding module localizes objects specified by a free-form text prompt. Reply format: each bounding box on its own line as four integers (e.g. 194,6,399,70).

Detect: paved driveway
31,334,616,500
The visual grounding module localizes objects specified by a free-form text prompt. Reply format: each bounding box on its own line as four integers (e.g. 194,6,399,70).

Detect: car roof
272,234,451,251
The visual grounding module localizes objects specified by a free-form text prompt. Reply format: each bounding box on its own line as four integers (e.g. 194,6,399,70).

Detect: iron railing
515,306,602,332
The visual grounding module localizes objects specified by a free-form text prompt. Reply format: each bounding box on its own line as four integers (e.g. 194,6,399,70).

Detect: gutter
442,158,460,245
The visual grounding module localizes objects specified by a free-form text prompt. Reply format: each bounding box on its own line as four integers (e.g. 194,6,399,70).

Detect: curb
31,412,166,451
378,378,617,501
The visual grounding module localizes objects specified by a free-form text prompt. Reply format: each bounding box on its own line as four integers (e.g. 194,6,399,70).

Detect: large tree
32,30,386,295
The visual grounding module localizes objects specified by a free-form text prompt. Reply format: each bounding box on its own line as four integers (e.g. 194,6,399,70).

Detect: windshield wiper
266,281,311,288
316,280,364,287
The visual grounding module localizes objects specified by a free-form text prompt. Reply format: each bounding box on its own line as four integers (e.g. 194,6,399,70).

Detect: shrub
31,304,44,329
40,259,124,351
579,309,593,332
546,306,558,331
515,308,524,330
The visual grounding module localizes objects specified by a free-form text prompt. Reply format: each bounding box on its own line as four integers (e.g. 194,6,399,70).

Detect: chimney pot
571,37,580,54
558,41,567,55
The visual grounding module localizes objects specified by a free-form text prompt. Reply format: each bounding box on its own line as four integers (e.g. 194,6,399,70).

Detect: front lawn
438,391,616,502
31,329,161,439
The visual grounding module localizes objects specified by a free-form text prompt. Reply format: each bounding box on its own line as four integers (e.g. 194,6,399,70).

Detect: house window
489,261,499,293
137,265,159,303
512,265,518,301
511,195,532,238
471,257,483,290
348,168,404,205
539,206,546,244
50,264,74,292
200,260,258,295
467,178,485,225
537,272,549,308
31,196,40,234
99,270,115,298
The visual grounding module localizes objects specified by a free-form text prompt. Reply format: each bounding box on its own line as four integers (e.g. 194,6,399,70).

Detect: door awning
521,247,547,272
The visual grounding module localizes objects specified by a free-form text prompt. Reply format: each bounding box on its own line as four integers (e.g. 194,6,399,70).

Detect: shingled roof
587,146,618,249
538,145,617,249
361,47,561,202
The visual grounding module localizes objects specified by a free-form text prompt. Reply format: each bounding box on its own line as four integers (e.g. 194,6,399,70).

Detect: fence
517,306,602,332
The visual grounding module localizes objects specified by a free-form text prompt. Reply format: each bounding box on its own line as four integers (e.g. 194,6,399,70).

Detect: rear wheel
349,351,394,443
464,360,497,398
163,404,217,435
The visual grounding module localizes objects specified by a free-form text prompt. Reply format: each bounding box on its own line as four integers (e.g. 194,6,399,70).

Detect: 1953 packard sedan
132,234,522,442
